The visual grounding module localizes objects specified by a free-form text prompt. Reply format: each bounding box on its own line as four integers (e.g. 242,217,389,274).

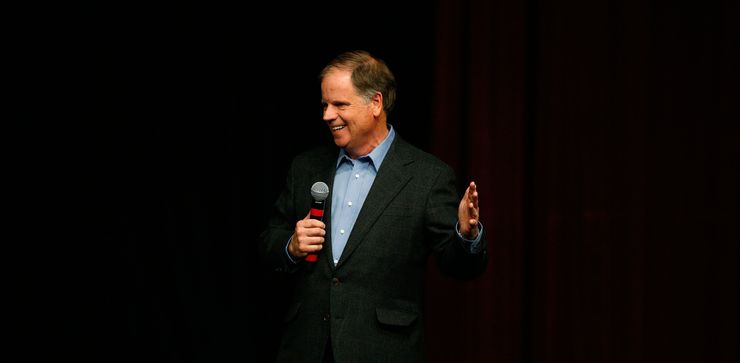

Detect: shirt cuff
285,236,299,264
455,221,484,254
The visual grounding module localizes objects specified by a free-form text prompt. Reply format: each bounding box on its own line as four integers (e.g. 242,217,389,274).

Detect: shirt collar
336,125,396,171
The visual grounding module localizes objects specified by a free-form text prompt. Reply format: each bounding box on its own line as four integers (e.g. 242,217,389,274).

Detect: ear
371,92,383,117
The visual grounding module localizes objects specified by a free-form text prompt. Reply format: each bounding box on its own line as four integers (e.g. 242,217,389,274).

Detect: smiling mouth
331,125,346,131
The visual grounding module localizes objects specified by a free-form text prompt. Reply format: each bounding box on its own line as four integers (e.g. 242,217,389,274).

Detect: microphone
306,181,329,262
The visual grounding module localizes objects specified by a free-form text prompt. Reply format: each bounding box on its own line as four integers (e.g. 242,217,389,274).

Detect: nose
323,105,337,121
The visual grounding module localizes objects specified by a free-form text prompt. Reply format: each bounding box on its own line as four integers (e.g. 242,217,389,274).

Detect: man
258,50,487,362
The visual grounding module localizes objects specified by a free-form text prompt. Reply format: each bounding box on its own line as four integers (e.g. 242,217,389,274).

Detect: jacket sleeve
258,158,302,274
424,164,488,280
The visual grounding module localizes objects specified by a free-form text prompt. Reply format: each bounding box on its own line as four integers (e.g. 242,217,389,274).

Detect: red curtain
426,0,738,362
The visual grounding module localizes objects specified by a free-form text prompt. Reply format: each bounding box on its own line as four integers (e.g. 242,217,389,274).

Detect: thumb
304,210,312,220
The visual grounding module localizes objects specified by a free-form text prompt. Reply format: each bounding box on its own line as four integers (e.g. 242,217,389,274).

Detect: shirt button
340,229,345,234
355,174,359,178
348,201,353,206
334,259,339,264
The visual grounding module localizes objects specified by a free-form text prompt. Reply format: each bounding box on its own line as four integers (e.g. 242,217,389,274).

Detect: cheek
338,112,354,128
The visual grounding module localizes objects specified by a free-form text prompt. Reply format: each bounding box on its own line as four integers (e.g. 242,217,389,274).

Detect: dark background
26,0,737,362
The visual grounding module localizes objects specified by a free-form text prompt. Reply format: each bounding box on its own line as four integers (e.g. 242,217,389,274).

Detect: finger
471,191,478,203
467,203,479,219
467,184,478,199
467,181,479,210
301,236,325,246
299,219,326,229
300,225,326,235
306,244,324,252
468,202,480,216
306,243,324,254
299,242,323,254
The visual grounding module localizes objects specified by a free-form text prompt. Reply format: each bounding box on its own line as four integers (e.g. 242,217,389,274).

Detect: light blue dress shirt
329,126,396,265
286,125,483,264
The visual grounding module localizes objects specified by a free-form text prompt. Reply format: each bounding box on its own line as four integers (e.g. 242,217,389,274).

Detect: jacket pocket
283,301,301,323
375,306,418,327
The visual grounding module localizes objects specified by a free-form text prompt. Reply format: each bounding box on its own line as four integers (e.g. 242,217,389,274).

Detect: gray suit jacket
259,134,487,362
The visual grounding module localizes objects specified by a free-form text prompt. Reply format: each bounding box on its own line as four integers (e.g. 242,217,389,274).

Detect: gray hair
319,50,397,114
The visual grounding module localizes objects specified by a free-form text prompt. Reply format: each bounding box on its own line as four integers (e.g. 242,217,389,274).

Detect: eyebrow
322,100,350,107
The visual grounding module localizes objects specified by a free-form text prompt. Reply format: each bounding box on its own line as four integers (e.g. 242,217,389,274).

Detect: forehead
321,69,356,95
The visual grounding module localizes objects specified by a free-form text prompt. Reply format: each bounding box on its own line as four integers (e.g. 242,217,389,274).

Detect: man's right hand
288,211,326,258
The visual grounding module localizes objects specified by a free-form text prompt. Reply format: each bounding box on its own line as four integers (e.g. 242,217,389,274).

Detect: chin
332,136,350,149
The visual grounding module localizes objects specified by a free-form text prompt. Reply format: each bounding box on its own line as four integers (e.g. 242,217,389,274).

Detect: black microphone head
311,181,330,202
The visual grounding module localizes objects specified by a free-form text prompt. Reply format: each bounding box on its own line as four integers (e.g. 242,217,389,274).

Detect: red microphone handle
305,201,325,262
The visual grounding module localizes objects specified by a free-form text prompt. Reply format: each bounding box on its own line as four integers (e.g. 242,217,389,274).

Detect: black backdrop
47,1,437,362
25,0,737,362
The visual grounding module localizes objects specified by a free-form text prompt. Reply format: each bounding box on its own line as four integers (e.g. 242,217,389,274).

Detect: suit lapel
336,138,414,267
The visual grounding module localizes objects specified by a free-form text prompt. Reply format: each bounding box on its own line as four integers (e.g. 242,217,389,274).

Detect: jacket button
332,277,340,286
322,313,330,321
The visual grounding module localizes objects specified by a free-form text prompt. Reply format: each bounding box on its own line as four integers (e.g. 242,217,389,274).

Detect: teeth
332,125,346,131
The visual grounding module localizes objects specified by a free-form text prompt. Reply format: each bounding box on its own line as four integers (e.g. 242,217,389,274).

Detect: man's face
321,69,378,157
